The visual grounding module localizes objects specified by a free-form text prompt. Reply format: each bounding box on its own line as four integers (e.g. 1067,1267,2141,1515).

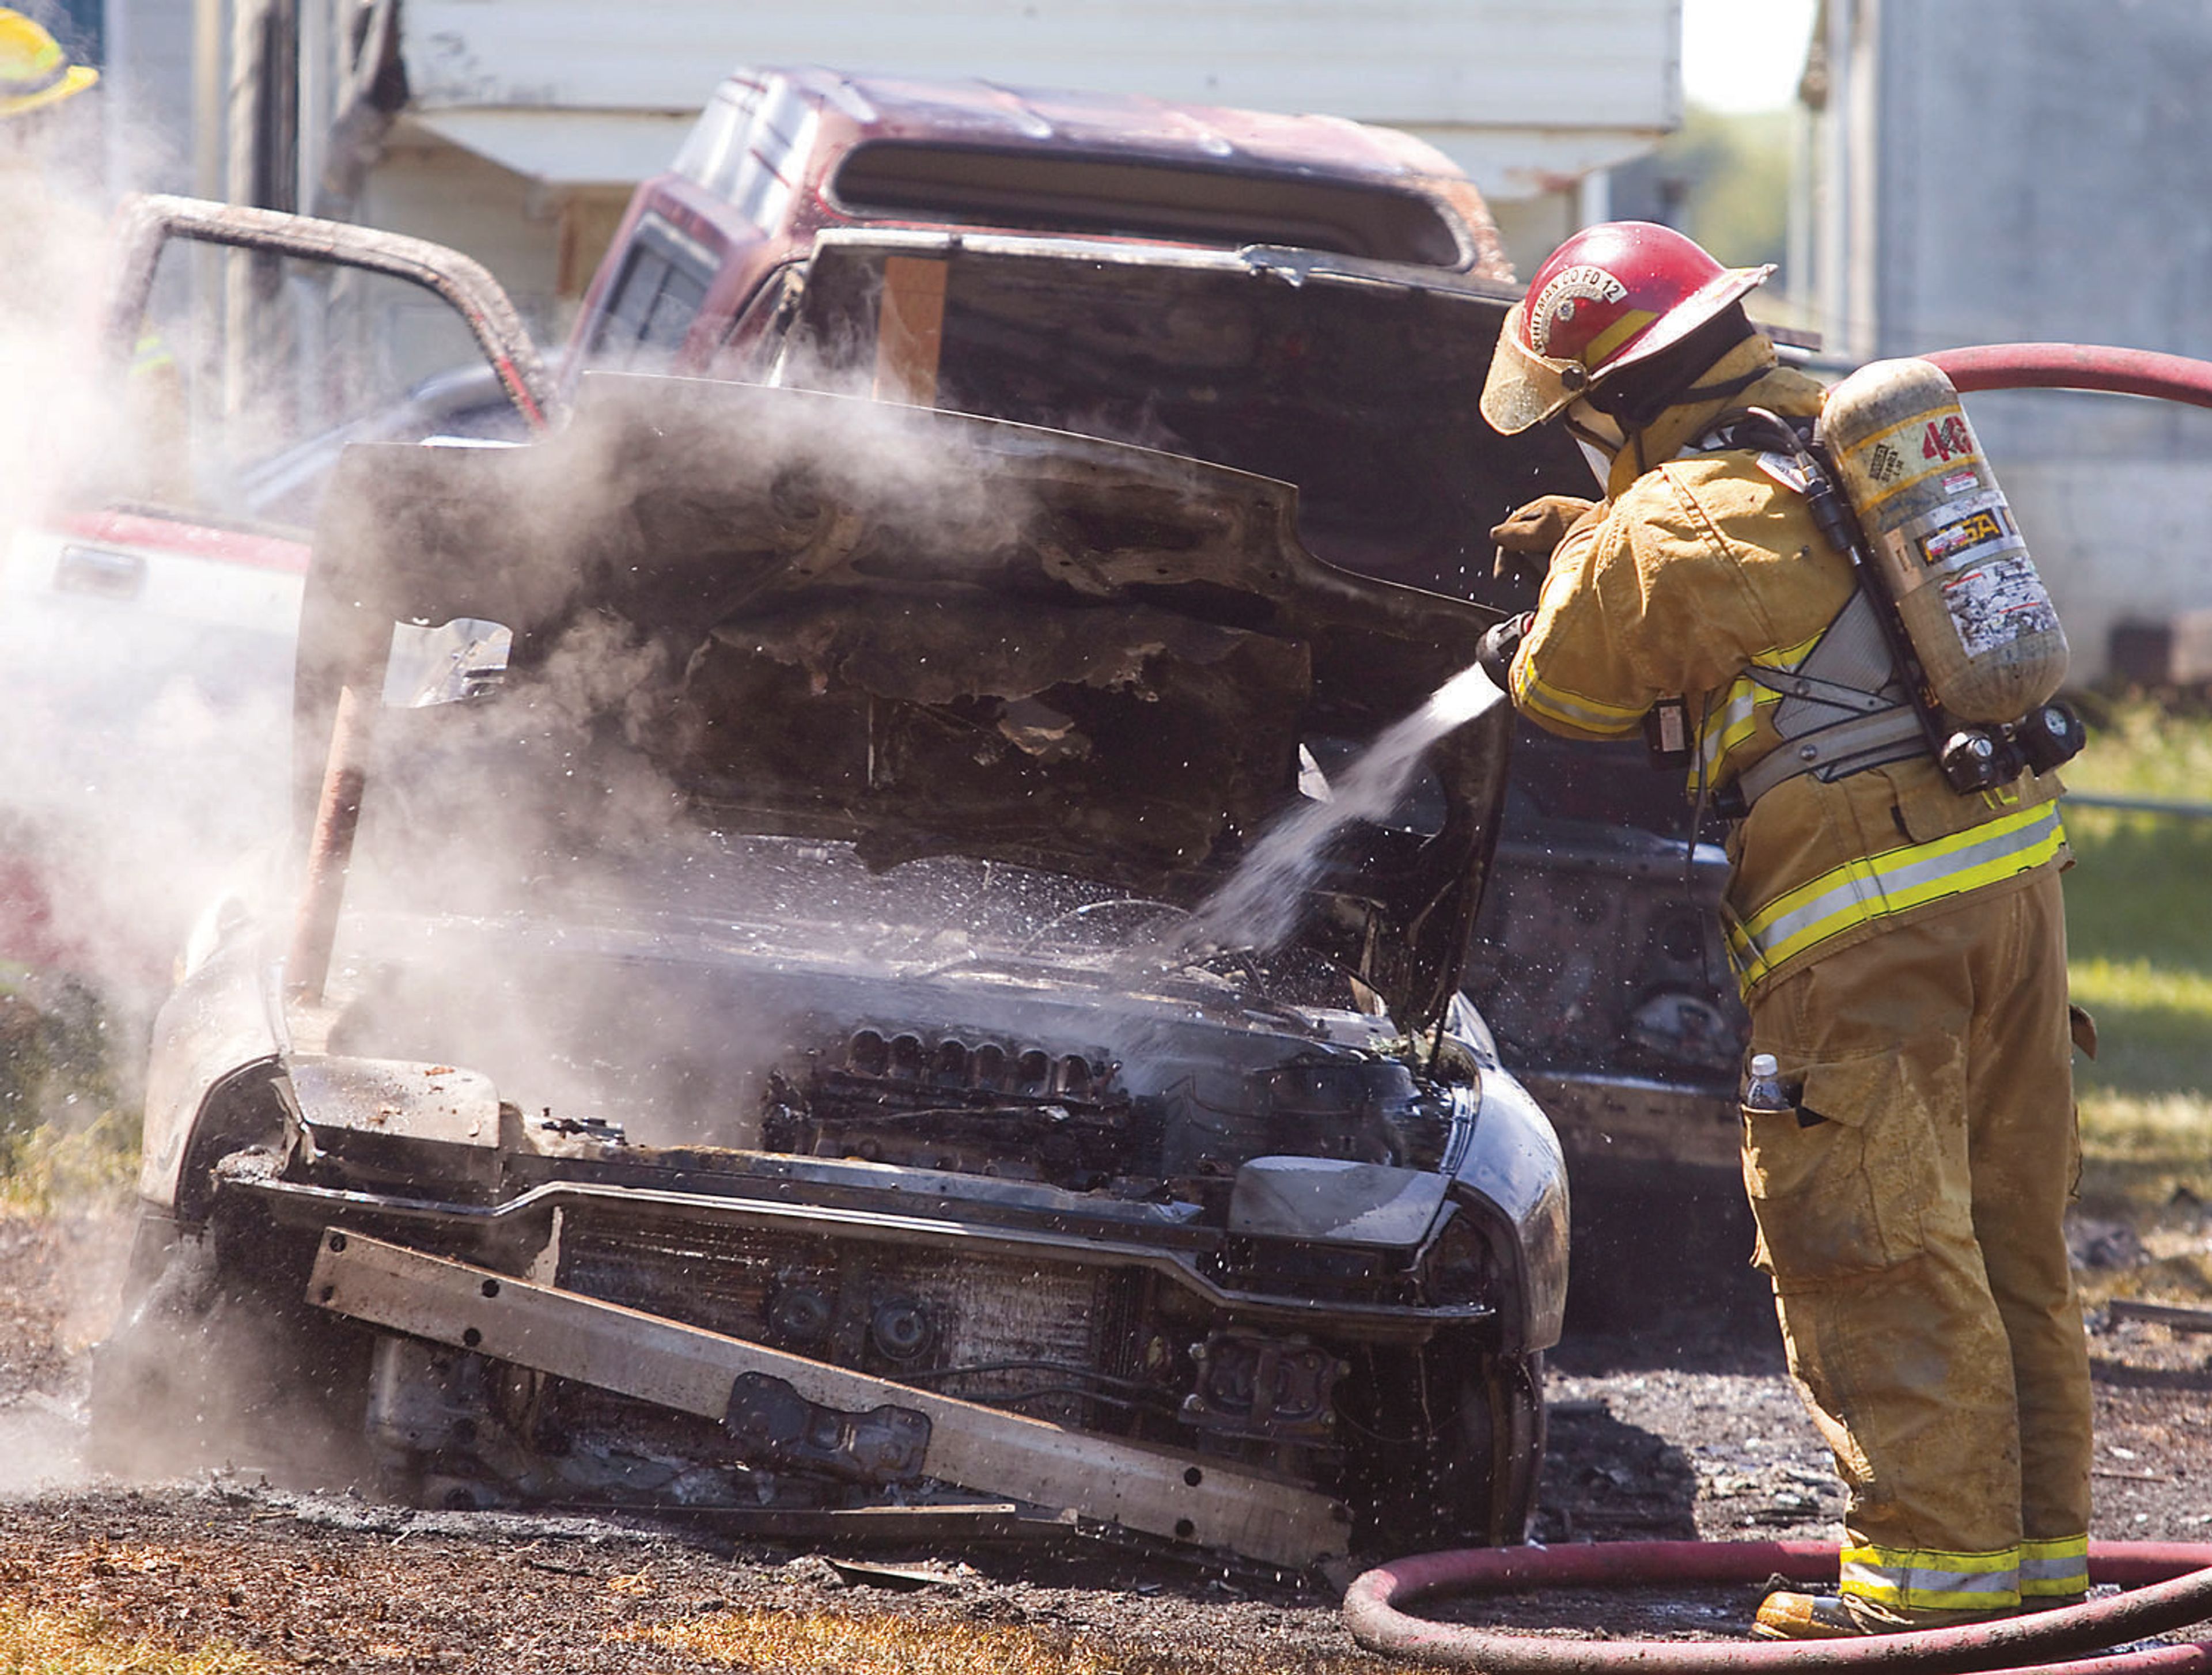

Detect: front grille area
555,1205,1147,1428
760,1024,1149,1189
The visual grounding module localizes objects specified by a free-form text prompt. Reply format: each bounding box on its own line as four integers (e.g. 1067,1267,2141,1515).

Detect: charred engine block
1181,1330,1344,1443
761,1026,1152,1188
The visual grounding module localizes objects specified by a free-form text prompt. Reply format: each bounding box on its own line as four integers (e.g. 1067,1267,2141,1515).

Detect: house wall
382,0,1684,287
97,0,194,192
395,0,1681,178
357,125,631,343
1839,0,2212,679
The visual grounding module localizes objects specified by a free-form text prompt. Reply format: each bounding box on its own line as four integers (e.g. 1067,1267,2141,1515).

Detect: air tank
1823,357,2068,724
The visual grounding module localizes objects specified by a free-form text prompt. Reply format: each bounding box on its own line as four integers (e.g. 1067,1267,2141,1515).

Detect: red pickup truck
556,69,1550,596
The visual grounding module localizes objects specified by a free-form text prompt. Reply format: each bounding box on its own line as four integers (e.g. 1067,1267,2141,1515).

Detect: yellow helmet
0,8,97,120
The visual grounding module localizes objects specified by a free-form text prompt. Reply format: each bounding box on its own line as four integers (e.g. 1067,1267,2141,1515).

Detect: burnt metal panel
309,1227,1350,1567
300,376,1509,1032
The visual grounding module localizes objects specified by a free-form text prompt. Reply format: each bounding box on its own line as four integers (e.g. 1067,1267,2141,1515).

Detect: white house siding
100,0,196,193
115,1,1684,417
396,0,1681,204
1824,0,2212,679
2006,457,2212,694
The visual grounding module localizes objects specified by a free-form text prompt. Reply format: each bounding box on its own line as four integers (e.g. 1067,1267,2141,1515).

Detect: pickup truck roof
566,65,1514,387
668,65,1506,274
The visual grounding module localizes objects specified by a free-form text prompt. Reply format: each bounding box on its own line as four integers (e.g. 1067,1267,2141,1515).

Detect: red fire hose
1926,343,2212,408
1344,1540,2212,1672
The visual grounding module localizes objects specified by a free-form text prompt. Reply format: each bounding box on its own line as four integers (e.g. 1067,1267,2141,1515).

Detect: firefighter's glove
1476,612,1533,695
1490,494,1599,582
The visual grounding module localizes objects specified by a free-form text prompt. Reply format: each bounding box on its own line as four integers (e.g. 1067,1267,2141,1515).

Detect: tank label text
1919,504,2017,569
1942,554,2059,658
1843,409,1990,511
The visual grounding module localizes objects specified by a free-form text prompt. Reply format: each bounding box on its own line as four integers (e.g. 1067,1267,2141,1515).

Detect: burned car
94,372,1565,1566
79,59,1732,1341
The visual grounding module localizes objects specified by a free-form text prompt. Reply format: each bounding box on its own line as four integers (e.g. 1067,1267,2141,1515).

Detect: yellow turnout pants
1743,870,2091,1613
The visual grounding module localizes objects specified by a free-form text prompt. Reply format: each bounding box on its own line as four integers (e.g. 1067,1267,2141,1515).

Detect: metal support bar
286,679,377,1003
237,1172,1479,1335
307,1229,1349,1570
2108,1298,2212,1336
101,194,561,432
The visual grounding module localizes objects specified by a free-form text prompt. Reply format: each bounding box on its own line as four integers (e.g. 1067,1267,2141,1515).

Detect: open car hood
768,228,1580,601
300,376,1509,1030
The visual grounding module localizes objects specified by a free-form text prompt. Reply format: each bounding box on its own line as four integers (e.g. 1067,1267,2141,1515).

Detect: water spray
1163,661,1506,965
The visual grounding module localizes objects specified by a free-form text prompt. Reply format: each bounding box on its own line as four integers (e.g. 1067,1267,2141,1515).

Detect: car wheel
88,1212,372,1485
1336,1342,1545,1553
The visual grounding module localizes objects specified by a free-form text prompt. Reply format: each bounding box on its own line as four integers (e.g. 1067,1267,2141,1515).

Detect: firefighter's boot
1753,1590,2016,1640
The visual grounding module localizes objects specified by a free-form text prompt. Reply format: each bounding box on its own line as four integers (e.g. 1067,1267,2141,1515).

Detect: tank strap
1675,413,1940,813
1727,590,1931,809
1730,707,1927,806
1684,410,1819,456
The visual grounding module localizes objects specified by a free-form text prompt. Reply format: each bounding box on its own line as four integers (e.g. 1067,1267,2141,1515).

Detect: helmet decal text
1529,266,1628,356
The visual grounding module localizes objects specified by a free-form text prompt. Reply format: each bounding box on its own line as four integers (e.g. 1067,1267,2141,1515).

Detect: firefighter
1,14,191,506
1474,221,2090,1639
0,7,94,125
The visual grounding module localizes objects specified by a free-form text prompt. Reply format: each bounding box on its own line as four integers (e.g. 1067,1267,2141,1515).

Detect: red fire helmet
1480,221,1774,435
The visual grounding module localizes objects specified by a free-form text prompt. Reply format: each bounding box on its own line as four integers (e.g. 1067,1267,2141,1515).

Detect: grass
0,968,139,1215
623,1607,1384,1674
0,1601,270,1675
0,1103,140,1216
2059,699,2212,1253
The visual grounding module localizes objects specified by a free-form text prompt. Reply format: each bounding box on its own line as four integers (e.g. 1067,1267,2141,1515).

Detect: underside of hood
765,228,1586,603
302,378,1509,1029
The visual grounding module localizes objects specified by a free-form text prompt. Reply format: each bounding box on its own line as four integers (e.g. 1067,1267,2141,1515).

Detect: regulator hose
1343,1540,2212,1673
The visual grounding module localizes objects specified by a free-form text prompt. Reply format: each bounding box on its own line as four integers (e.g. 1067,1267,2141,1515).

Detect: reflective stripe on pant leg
2020,1534,2090,1600
1840,1544,2021,1612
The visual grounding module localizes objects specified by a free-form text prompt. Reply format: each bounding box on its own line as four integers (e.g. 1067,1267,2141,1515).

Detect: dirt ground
1,1205,2209,1672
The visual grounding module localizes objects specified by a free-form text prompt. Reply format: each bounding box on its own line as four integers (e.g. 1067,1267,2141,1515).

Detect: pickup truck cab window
831,142,1469,267
588,214,718,371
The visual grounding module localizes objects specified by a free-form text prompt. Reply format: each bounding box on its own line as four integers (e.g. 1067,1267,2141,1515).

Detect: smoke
287,372,1512,1159
0,115,111,522
0,84,291,1490
0,101,275,1024
290,380,1077,1151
